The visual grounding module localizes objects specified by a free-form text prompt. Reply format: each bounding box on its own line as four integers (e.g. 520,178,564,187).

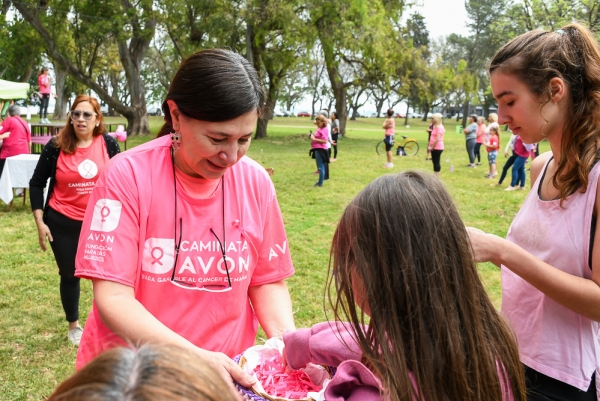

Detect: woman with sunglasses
72,49,295,389
29,95,120,346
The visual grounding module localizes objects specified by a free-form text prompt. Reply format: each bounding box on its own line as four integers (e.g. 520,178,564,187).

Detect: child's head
328,171,525,401
47,344,240,401
490,126,500,137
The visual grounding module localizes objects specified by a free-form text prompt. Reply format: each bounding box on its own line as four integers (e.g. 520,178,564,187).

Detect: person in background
475,116,487,166
29,95,120,346
382,108,395,168
486,113,500,142
46,344,241,401
427,113,444,176
0,105,31,178
469,24,600,400
319,110,331,180
463,114,478,167
73,50,295,389
497,130,519,187
284,172,526,401
330,111,340,162
425,115,434,161
504,135,532,191
38,67,52,124
484,126,500,179
310,114,329,187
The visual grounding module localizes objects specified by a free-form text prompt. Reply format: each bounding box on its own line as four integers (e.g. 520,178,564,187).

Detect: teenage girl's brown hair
54,94,105,154
46,344,240,401
489,23,600,201
327,171,526,401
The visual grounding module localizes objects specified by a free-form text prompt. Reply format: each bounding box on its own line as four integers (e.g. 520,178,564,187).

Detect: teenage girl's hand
195,348,256,390
36,222,53,251
466,227,503,267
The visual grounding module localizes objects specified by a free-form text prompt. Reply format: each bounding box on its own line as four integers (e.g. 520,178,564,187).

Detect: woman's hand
466,227,503,267
195,348,257,389
36,222,53,251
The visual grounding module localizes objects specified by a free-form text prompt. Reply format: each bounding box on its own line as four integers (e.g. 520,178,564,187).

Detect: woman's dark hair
158,49,265,137
331,111,338,120
54,95,105,154
328,171,526,401
386,108,394,117
489,23,600,201
40,67,48,74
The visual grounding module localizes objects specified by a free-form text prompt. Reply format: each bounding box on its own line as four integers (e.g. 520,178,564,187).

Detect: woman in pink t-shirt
427,113,445,176
469,24,600,400
310,115,329,187
382,108,395,168
474,116,487,166
29,95,120,347
73,49,295,390
37,67,52,124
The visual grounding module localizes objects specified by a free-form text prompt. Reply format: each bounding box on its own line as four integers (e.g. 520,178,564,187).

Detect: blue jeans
466,138,476,164
511,155,527,187
315,150,325,186
498,151,517,185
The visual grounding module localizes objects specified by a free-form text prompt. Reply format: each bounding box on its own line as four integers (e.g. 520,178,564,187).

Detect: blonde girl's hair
488,112,498,122
431,113,442,126
54,94,105,154
489,23,600,201
477,116,486,124
46,344,240,401
314,115,327,126
328,171,526,401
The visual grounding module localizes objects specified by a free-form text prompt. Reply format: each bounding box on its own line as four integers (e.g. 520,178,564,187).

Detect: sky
294,0,470,114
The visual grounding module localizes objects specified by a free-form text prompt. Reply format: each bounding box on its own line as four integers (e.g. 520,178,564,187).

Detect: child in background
485,126,500,178
284,171,526,401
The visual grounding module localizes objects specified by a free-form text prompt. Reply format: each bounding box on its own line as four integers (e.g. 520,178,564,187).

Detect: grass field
0,116,547,399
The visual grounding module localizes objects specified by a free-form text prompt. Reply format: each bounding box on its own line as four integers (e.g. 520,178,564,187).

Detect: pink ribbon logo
151,247,164,265
100,206,110,222
81,161,94,177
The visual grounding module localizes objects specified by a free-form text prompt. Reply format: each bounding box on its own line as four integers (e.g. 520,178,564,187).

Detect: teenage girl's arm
248,280,295,339
468,152,600,322
93,279,258,388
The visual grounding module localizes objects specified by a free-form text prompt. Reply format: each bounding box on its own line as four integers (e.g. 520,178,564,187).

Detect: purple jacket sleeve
283,321,363,369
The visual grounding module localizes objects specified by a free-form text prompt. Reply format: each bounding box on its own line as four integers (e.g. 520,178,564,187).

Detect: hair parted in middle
327,171,526,401
158,48,266,138
46,343,240,401
54,94,105,154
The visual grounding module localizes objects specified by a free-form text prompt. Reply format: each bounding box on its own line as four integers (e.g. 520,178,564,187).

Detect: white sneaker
384,163,394,168
45,118,51,124
68,326,83,346
504,186,518,191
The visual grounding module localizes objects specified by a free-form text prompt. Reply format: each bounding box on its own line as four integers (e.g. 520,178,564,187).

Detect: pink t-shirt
311,126,328,150
513,136,533,158
38,74,50,95
486,136,499,152
74,135,294,369
428,125,445,151
0,116,30,159
476,124,486,144
502,158,600,393
49,135,109,221
384,118,395,136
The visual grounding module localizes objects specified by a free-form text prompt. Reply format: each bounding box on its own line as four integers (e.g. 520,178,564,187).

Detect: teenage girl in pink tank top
468,24,600,401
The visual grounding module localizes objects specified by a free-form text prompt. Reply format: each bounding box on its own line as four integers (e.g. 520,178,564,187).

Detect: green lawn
0,116,545,399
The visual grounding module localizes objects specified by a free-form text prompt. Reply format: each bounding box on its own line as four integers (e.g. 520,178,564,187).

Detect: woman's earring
96,123,99,127
171,132,181,151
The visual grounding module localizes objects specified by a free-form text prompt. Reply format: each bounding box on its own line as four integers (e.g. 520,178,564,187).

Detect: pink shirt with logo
311,126,328,150
74,135,295,369
49,135,109,221
428,125,445,151
502,158,600,395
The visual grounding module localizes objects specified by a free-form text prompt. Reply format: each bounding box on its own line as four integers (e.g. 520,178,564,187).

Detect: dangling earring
171,132,181,151
96,123,99,127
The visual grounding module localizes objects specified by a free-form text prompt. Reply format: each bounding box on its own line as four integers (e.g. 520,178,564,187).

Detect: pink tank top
502,157,600,395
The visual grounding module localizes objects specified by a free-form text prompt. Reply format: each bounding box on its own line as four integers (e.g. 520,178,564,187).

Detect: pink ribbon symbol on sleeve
151,247,164,265
100,206,111,222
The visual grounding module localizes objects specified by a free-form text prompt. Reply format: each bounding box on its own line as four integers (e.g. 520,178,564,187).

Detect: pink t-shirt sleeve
75,157,141,286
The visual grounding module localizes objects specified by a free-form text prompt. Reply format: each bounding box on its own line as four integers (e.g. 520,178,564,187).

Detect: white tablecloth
0,154,40,205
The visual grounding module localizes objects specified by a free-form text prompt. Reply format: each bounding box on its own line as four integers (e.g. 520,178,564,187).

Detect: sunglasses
69,110,97,121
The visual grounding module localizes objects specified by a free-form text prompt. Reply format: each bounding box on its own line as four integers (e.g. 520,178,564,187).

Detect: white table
0,154,40,205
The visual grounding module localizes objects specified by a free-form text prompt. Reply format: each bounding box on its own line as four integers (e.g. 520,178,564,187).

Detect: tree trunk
52,61,68,121
461,101,469,128
123,106,150,138
422,103,430,121
255,73,278,139
404,101,410,126
350,106,357,120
